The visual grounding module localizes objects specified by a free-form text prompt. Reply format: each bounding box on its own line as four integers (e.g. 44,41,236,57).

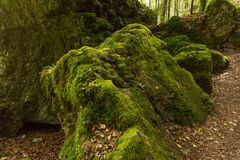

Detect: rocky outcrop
0,0,156,135
41,24,215,159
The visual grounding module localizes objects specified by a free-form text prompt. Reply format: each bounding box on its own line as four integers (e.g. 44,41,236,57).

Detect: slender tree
160,0,168,22
190,0,194,14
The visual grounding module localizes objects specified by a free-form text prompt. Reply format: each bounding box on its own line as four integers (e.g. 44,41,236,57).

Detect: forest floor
1,48,240,160
164,47,240,160
0,123,64,160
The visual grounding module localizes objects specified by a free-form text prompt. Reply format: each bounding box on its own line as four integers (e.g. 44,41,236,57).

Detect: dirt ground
0,123,64,160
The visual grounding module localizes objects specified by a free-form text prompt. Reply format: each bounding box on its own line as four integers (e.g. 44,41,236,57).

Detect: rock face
41,24,214,159
0,0,156,135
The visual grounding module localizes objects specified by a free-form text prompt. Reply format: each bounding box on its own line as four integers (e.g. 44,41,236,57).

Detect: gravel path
165,48,240,160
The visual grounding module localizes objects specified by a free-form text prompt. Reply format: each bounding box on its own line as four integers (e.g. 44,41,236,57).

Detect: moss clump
163,35,190,54
41,24,214,159
204,0,238,42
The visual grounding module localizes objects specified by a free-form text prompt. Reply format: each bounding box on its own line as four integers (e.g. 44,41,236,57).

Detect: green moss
173,42,229,93
210,50,229,73
174,42,207,54
174,42,230,73
41,24,214,159
163,35,190,54
174,50,213,94
106,126,175,160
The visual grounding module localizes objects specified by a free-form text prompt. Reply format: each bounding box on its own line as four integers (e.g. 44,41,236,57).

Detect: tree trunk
168,0,171,20
174,0,179,16
160,0,167,22
190,0,194,15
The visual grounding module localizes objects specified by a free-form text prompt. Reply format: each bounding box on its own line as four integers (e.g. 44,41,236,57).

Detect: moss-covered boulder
0,0,156,135
41,24,214,159
174,42,229,93
204,0,238,42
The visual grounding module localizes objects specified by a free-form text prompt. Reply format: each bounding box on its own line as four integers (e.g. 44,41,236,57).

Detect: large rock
204,0,238,42
0,0,156,135
174,42,229,93
175,49,213,94
41,24,214,159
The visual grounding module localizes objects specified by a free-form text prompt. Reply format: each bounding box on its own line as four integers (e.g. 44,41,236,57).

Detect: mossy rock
174,50,213,94
0,101,23,136
204,0,238,41
41,24,214,159
163,35,190,54
174,42,229,93
210,49,229,73
174,42,229,73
